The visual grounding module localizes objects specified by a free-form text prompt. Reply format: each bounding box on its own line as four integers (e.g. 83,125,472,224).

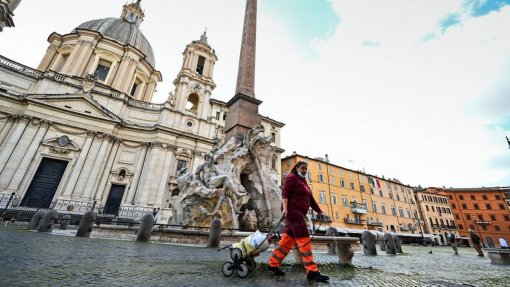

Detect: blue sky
261,0,339,56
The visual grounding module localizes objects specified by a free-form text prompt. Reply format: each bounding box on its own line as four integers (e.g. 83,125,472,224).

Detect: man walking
449,232,458,255
469,229,484,256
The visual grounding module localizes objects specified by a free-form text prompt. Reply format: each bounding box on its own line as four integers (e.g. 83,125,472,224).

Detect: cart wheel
231,248,243,262
245,256,257,272
222,262,234,277
237,263,249,278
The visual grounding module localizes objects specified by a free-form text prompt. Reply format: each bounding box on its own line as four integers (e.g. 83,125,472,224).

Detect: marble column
62,131,95,197
125,143,148,204
5,120,51,191
0,119,41,187
153,145,174,206
0,115,31,174
81,134,112,199
72,134,102,198
134,143,159,205
0,116,15,147
94,138,122,201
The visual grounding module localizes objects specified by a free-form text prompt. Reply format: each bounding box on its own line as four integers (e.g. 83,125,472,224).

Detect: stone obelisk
224,0,262,142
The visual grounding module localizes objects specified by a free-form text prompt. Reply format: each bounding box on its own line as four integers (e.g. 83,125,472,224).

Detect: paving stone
0,225,508,287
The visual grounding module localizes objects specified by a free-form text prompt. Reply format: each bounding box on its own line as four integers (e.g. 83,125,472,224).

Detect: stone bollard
393,234,403,253
28,210,46,231
59,214,71,230
137,213,155,242
37,210,58,233
379,235,386,251
326,227,338,255
384,233,396,255
76,211,96,238
362,231,377,255
336,242,355,265
206,218,221,248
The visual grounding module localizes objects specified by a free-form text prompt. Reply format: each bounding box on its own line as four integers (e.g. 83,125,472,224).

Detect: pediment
26,94,121,122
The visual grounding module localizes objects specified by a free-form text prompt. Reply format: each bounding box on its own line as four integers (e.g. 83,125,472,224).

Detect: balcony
367,220,384,227
344,217,364,225
351,203,368,214
476,221,491,225
399,224,417,231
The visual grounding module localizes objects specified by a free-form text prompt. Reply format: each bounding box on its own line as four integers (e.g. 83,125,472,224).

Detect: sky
0,0,509,188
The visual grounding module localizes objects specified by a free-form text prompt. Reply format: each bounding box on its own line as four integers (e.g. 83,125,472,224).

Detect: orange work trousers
268,233,319,273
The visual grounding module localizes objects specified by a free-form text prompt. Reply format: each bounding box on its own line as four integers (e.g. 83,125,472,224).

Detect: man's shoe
268,266,285,276
307,271,329,282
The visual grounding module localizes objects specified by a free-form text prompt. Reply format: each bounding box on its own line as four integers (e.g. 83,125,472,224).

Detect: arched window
186,93,199,113
271,155,277,170
196,56,206,75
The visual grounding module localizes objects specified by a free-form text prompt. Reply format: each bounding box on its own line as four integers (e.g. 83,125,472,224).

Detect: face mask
298,171,306,178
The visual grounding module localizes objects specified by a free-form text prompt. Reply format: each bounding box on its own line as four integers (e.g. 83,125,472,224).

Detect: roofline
281,153,412,187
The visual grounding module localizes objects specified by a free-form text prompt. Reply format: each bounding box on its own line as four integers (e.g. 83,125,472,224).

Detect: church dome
73,17,155,68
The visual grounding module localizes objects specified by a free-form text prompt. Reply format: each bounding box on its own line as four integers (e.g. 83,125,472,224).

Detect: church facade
0,1,284,223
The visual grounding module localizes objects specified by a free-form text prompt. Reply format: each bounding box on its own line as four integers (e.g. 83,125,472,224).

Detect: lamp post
473,214,486,247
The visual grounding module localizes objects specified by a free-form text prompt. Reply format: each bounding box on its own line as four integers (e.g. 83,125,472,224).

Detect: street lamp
415,217,425,246
473,214,486,248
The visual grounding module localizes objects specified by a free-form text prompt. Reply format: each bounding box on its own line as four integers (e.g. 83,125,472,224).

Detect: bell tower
172,32,218,119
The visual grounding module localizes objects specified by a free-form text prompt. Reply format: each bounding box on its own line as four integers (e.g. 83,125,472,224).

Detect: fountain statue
170,125,282,230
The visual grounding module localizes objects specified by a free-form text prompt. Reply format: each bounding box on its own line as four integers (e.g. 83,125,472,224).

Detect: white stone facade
0,2,283,224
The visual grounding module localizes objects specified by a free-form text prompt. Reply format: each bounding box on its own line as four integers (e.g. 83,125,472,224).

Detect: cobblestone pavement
0,225,508,287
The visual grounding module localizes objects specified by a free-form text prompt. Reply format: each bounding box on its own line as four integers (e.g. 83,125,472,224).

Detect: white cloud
0,0,508,188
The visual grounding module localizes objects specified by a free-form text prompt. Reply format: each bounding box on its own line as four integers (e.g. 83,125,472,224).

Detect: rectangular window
331,193,338,205
399,208,404,217
486,204,492,210
389,192,393,199
396,194,400,201
372,202,378,213
478,214,483,220
432,206,435,212
379,190,383,196
459,224,463,229
466,214,471,220
329,176,335,185
482,195,488,200
459,195,464,200
391,206,396,216
495,225,500,231
407,209,411,218
474,203,479,209
335,211,339,220
499,204,505,210
215,111,220,120
318,174,324,182
426,205,429,211
504,215,510,221
94,60,112,82
490,215,496,221
455,214,460,219
318,163,322,171
452,203,456,209
319,192,327,204
342,196,348,207
370,187,374,194
130,82,138,96
470,195,475,200
360,185,365,192
495,195,501,200
481,225,487,231
462,203,467,209
175,159,187,175
341,180,345,188
350,182,355,190
306,172,311,181
381,204,386,214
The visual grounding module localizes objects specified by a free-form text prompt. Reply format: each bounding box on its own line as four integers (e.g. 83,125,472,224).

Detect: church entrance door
21,158,68,208
104,184,125,215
